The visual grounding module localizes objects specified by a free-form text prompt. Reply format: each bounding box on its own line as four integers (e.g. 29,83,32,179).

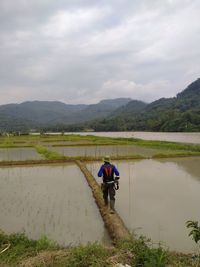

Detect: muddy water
87,158,200,252
0,148,43,161
50,145,158,158
0,164,109,246
65,131,200,144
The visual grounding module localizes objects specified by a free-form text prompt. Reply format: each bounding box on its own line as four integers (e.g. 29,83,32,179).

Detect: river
63,131,200,144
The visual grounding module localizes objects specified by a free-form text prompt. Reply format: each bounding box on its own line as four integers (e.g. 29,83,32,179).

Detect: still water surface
50,145,158,158
87,157,200,252
65,131,200,144
0,164,108,246
0,148,43,161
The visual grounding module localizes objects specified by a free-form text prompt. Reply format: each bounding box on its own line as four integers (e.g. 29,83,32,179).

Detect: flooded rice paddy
0,164,109,246
50,145,158,158
1,140,200,253
0,148,43,161
87,157,200,252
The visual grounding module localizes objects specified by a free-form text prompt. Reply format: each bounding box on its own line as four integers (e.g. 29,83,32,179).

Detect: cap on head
104,155,110,163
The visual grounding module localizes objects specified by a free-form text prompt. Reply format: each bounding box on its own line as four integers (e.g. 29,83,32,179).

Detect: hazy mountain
111,100,147,116
0,98,132,131
86,78,200,132
1,78,200,132
72,98,132,122
0,101,86,124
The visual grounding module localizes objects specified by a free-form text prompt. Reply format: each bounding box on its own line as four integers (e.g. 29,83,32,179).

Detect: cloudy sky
0,0,200,105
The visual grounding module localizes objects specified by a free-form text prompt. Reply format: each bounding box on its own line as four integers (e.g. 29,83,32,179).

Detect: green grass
35,145,66,160
153,151,200,158
116,236,170,267
64,243,112,267
0,231,57,264
0,232,194,267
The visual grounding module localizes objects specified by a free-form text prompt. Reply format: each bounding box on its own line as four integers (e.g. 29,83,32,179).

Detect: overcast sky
0,0,199,105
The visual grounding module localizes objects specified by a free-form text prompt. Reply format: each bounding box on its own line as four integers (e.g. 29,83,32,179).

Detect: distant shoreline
30,131,200,144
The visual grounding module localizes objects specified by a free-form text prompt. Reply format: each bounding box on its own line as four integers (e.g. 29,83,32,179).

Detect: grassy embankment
0,231,194,267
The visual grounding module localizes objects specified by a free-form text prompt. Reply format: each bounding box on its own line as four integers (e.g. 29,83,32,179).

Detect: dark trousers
102,183,115,204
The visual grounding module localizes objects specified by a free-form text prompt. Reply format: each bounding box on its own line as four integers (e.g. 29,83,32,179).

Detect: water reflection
0,164,109,246
64,131,200,144
50,145,158,157
87,158,200,252
0,148,43,161
157,157,200,181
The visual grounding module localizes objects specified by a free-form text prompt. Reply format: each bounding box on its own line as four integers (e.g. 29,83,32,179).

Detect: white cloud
97,79,174,103
0,0,199,105
42,6,111,39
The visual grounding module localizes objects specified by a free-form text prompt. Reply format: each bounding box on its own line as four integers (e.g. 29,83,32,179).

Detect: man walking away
97,155,120,213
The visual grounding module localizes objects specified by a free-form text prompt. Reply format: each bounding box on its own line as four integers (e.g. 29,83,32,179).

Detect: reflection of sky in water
0,148,43,161
50,145,158,157
0,164,109,246
87,158,200,252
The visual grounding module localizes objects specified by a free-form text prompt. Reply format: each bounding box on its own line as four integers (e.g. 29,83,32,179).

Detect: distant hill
1,78,200,132
0,98,132,132
111,100,147,116
87,78,200,132
73,98,132,122
0,101,86,123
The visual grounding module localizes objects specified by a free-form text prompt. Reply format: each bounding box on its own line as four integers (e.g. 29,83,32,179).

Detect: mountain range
88,78,200,132
0,98,132,132
0,78,200,132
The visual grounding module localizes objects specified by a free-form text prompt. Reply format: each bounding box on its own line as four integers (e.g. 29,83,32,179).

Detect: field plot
0,148,43,161
42,140,94,146
49,145,159,158
87,158,200,252
0,164,109,246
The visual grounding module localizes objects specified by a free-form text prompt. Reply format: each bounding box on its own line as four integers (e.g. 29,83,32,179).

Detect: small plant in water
186,220,200,266
186,221,200,244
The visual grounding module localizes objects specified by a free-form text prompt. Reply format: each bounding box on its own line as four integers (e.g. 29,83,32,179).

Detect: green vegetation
74,78,200,132
186,221,200,244
0,136,199,265
152,151,200,158
35,145,66,160
186,221,200,266
0,232,194,266
0,98,132,132
64,243,111,267
0,231,57,265
116,236,170,267
0,134,200,161
0,133,199,149
0,78,200,132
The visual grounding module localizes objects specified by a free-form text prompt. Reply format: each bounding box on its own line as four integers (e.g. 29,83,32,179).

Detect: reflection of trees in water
157,158,200,181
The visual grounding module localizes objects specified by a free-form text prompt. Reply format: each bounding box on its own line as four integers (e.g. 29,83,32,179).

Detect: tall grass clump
0,231,57,264
65,242,112,267
116,236,170,267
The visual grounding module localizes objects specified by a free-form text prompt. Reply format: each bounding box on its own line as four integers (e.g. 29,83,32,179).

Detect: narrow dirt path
76,160,130,242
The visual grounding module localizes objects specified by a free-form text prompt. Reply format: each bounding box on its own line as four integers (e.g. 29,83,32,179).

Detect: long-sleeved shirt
98,163,119,178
